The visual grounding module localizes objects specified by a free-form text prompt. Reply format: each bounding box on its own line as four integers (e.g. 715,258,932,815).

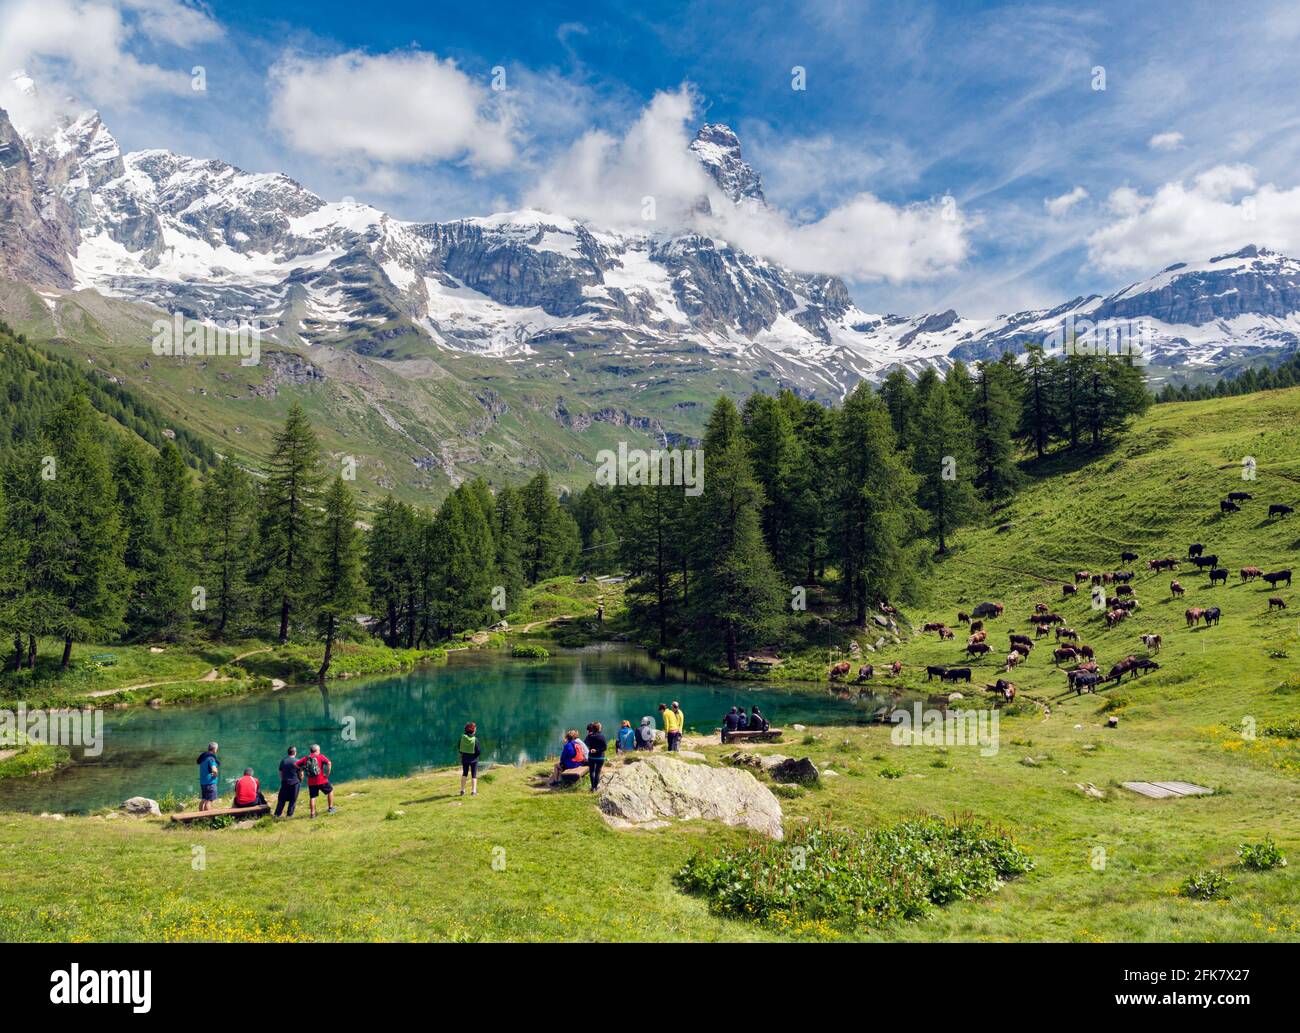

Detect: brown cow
1053,646,1078,665
1075,571,1092,583
1034,602,1049,614
938,627,954,640
1269,597,1287,611
970,619,984,633
1105,609,1129,628
1170,580,1185,598
922,621,946,632
1055,626,1078,642
1139,633,1161,653
956,611,971,624
1185,607,1204,628
1062,583,1078,596
1077,644,1095,660
1010,641,1033,656
1035,624,1050,639
830,661,852,680
967,630,987,645
890,660,903,676
1240,567,1262,582
857,664,875,681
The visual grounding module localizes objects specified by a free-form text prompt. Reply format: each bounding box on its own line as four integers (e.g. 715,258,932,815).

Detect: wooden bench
721,728,783,743
170,803,271,823
89,653,118,666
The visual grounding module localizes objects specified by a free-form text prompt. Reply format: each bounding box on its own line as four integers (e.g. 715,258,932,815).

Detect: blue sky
5,0,1300,317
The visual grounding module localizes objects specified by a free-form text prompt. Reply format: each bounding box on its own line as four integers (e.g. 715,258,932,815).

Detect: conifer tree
969,360,1022,500
914,383,982,553
198,458,255,638
314,475,365,680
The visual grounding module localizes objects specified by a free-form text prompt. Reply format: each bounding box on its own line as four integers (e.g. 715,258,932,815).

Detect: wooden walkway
1121,780,1214,799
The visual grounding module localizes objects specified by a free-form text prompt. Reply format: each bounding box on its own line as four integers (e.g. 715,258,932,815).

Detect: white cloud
525,87,968,283
1044,185,1088,216
0,0,221,130
1148,130,1184,151
268,50,516,171
1087,164,1300,272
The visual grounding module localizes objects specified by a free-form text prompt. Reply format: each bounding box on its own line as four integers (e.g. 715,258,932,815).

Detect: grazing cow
1269,597,1287,611
1045,613,1065,625
1203,606,1221,626
1009,632,1032,647
1075,571,1092,583
1106,656,1138,683
1116,584,1134,597
1149,557,1178,573
1220,499,1240,514
1118,598,1139,612
830,661,852,681
1120,551,1138,564
1139,633,1162,653
856,664,874,682
1208,567,1229,586
1035,624,1050,638
1193,554,1219,569
1071,671,1102,695
970,619,984,633
1262,570,1293,587
1130,658,1161,678
1077,644,1095,660
1227,491,1253,502
966,641,991,658
939,627,955,640
1003,652,1022,672
1269,503,1294,519
967,630,987,645
1056,627,1079,642
941,667,972,684
890,660,903,677
925,664,949,681
1010,641,1033,656
921,621,946,632
1053,646,1078,665
1188,543,1204,558
1185,607,1205,627
989,679,1017,701
1105,609,1128,628
1062,583,1078,596
1170,580,1185,598
972,601,1005,619
1034,602,1049,614
957,611,971,624
1114,571,1135,583
1240,567,1262,582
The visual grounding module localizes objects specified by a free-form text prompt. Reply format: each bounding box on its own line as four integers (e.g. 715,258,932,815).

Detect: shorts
200,783,217,802
461,755,478,777
308,781,333,799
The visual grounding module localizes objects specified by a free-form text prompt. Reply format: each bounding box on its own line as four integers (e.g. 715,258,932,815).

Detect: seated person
750,706,768,732
721,707,741,741
232,767,266,808
549,730,587,784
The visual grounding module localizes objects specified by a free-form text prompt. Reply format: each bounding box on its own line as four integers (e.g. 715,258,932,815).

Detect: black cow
1208,568,1229,586
1193,554,1219,569
1120,551,1138,563
1270,504,1295,518
1203,606,1221,626
1263,569,1293,587
925,665,949,681
941,667,972,684
1227,491,1253,502
1188,543,1204,558
1129,658,1161,677
1071,671,1102,695
1220,499,1240,514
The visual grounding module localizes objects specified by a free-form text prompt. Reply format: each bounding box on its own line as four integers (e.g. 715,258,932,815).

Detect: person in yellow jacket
661,700,685,752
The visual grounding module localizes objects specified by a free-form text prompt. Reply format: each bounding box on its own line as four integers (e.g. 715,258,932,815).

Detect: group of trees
1155,351,1300,404
0,334,1152,677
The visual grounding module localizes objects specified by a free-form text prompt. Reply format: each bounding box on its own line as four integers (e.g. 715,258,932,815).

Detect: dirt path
82,647,276,697
518,615,575,633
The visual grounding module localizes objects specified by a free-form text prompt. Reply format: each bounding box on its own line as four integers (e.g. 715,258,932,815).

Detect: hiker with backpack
615,719,637,754
584,722,607,792
636,715,656,750
548,729,588,785
296,743,335,818
459,722,481,797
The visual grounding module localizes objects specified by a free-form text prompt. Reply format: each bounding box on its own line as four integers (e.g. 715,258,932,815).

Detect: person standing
584,722,608,792
196,741,220,811
662,700,684,752
459,722,481,797
296,743,335,818
275,746,301,818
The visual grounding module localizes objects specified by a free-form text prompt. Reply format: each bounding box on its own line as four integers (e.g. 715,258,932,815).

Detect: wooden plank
558,766,589,780
170,803,271,822
723,729,783,741
1121,782,1177,799
1121,781,1213,799
1152,781,1214,796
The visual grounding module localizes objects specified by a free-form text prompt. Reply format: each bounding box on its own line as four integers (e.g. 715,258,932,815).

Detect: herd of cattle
830,494,1294,700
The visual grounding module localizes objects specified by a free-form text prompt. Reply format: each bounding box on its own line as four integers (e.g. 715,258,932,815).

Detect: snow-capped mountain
3,100,1300,397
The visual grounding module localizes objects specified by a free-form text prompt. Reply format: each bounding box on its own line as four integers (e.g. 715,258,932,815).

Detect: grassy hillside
1,385,1298,943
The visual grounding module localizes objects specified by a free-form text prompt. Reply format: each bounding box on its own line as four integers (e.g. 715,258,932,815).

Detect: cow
1185,607,1204,627
1105,609,1129,628
956,611,971,624
1116,584,1134,597
970,619,984,633
939,627,955,640
1003,652,1022,672
1208,568,1229,586
879,601,899,617
925,664,949,681
1118,598,1139,611
1077,644,1095,660
1170,580,1185,598
1188,543,1205,558
830,661,852,681
1010,641,1033,656
856,664,874,682
1269,597,1288,611
1263,570,1293,587
1220,499,1241,514
988,679,1016,701
1120,551,1139,563
1149,557,1178,572
1062,583,1078,596
1240,567,1262,582
1227,491,1253,502
966,641,992,658
1114,571,1135,583
1045,612,1065,625
922,621,946,632
1139,633,1162,653
1129,658,1161,678
1056,627,1079,642
890,660,903,677
1034,602,1049,614
1071,671,1102,695
972,601,1005,619
1193,554,1219,569
1035,624,1051,639
1009,633,1032,647
967,630,987,645
941,667,972,684
1106,656,1138,683
1269,503,1294,519
1075,571,1092,583
1203,606,1221,626
1053,646,1078,665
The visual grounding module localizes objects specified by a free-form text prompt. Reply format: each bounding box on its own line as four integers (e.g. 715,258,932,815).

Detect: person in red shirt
232,767,265,808
296,743,335,818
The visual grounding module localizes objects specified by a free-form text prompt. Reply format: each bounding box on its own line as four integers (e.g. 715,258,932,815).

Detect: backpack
638,725,654,745
303,754,321,778
571,739,587,764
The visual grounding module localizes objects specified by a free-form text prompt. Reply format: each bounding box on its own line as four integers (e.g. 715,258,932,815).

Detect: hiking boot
327,806,337,814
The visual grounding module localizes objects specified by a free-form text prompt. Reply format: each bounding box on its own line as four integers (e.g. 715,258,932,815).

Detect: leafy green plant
1263,719,1300,739
1237,837,1287,871
879,765,905,779
1179,868,1231,900
511,644,550,660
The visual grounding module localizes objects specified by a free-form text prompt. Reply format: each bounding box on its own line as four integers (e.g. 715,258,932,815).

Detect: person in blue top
616,720,637,754
548,729,587,784
196,741,220,811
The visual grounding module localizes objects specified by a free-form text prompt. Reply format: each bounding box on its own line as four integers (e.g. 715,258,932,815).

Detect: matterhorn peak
690,123,766,207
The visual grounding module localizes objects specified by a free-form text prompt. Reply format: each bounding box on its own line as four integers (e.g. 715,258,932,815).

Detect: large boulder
598,755,783,840
121,796,161,816
769,757,820,785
